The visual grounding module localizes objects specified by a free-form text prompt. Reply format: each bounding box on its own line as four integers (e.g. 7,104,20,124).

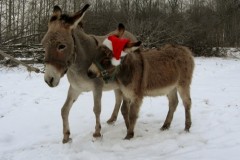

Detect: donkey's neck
71,27,98,70
117,53,144,87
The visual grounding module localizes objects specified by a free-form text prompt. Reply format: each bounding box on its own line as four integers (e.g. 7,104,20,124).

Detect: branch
0,49,41,73
2,33,41,45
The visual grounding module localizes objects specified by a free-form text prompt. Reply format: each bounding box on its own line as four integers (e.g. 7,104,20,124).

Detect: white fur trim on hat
111,57,121,66
103,38,113,51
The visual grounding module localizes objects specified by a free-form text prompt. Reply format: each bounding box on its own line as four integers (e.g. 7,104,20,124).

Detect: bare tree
1,0,240,58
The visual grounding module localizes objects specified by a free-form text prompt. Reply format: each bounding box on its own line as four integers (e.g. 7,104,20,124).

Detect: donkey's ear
70,4,90,29
115,23,125,37
52,6,62,18
125,41,142,52
50,6,62,22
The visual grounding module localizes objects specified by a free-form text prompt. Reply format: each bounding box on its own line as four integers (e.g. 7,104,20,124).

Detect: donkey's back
142,44,194,95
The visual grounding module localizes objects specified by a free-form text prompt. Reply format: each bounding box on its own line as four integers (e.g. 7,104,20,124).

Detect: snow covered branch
0,49,41,73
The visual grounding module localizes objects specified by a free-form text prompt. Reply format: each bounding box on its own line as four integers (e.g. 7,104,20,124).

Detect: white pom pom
111,57,121,66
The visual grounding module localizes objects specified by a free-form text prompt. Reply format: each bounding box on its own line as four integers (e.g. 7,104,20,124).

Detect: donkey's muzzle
44,64,62,87
45,76,55,87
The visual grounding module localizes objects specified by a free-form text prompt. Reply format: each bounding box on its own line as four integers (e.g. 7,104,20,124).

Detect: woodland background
1,0,240,63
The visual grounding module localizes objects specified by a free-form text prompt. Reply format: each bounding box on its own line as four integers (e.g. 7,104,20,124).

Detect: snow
0,57,240,160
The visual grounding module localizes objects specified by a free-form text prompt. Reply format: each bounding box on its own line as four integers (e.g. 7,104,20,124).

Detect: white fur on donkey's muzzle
44,64,62,87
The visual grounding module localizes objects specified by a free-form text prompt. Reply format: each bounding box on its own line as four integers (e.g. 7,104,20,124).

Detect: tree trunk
0,0,3,44
8,0,12,39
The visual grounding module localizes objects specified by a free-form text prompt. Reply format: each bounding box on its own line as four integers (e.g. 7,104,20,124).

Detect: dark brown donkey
41,5,137,143
88,24,195,139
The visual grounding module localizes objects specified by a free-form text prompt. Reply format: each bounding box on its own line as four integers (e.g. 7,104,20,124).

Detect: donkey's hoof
93,132,102,138
124,132,134,140
107,117,116,124
62,138,72,144
161,124,170,131
185,122,191,132
184,128,190,132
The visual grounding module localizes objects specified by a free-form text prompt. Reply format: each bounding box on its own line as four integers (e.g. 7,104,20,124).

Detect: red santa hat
103,35,130,66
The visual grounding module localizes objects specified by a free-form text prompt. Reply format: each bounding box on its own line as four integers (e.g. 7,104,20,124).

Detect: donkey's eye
58,44,66,50
102,59,111,66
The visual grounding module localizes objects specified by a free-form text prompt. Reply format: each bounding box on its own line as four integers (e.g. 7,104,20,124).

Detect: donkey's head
87,23,141,80
41,4,90,87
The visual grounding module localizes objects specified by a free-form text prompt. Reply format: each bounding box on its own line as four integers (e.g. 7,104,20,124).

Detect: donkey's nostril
87,71,96,79
50,77,54,85
44,77,54,87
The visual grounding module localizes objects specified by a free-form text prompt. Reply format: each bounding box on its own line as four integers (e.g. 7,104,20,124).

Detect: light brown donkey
41,5,137,143
88,24,195,139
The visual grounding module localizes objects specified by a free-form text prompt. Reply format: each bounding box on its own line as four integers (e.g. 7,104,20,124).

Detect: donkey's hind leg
121,97,130,129
161,88,178,130
178,86,192,132
107,89,123,124
61,86,80,143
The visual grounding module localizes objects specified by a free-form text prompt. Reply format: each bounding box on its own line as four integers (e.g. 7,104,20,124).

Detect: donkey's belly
66,71,93,91
102,82,119,91
70,78,94,91
144,85,176,97
67,72,119,92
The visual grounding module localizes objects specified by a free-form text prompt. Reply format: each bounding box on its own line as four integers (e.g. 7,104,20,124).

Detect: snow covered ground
0,57,240,160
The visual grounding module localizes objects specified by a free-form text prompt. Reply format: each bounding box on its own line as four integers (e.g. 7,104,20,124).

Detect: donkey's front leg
61,86,80,143
125,97,143,140
92,86,103,137
107,89,123,124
